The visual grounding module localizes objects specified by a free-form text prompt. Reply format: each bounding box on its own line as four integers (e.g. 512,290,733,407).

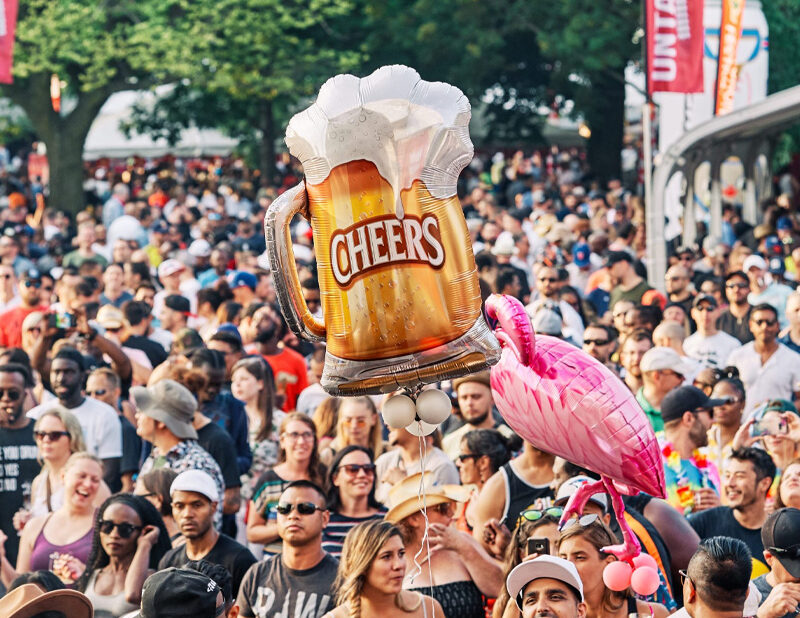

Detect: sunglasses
726,282,749,289
282,431,314,442
583,338,610,346
337,463,376,476
99,520,142,538
752,318,778,327
86,389,107,397
34,430,69,441
275,501,325,516
0,388,22,401
22,280,41,288
538,277,558,283
457,453,481,463
518,506,564,526
342,417,369,427
694,305,715,312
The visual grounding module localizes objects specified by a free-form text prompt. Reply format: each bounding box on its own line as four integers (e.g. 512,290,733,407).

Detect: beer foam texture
285,65,473,215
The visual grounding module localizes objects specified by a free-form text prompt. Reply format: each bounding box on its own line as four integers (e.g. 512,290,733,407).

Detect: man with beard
252,305,307,412
27,347,122,488
442,371,514,460
0,364,40,564
237,481,338,618
607,251,651,311
158,470,255,597
660,385,724,516
688,447,775,579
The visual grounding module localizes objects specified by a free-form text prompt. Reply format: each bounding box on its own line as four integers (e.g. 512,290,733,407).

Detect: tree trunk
259,99,276,182
585,69,625,184
4,74,116,215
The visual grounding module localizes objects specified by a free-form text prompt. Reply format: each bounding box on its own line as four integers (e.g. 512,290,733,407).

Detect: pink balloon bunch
485,294,666,574
603,554,661,597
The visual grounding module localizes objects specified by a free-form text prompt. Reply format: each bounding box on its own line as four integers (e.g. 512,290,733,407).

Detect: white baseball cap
743,255,767,272
639,346,689,377
507,555,584,609
554,475,608,512
170,470,219,503
157,258,186,279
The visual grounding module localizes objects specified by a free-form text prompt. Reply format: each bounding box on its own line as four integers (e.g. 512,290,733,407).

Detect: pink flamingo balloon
485,294,666,567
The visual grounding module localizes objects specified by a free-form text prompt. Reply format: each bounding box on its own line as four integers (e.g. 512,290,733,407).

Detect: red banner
646,0,704,95
0,0,18,84
715,0,746,115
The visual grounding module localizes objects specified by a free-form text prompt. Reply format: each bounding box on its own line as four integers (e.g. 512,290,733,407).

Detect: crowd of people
0,148,797,617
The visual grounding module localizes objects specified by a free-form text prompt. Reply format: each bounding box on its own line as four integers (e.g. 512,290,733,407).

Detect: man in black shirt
237,480,338,618
717,270,754,344
689,447,775,577
159,470,256,596
121,300,169,367
754,508,800,618
0,363,40,564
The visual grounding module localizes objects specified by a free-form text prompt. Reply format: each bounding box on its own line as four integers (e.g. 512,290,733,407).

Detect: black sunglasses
34,430,69,441
337,463,376,476
275,501,325,516
769,544,800,560
583,338,610,346
99,520,142,538
0,388,22,401
457,454,481,463
86,389,107,397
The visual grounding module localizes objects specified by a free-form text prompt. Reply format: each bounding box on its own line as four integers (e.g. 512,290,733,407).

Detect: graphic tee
0,423,40,563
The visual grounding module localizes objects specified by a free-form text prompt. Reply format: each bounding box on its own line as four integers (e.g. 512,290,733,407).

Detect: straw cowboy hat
385,472,471,523
0,584,93,618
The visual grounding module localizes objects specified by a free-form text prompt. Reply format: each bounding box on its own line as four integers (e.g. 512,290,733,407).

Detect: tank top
29,514,94,573
499,461,555,529
409,580,485,618
84,570,140,618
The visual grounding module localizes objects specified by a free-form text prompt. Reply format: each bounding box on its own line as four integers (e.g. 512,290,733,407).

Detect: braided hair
77,494,172,593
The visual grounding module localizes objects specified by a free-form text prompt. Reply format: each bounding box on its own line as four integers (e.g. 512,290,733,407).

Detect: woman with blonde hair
321,396,386,466
323,520,444,618
247,412,326,555
15,408,109,530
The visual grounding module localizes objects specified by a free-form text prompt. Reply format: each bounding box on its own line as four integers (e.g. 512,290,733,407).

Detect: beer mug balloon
266,65,500,396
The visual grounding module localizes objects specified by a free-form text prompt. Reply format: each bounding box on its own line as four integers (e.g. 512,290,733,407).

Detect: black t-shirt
717,307,754,344
120,415,142,475
237,553,338,618
689,506,768,574
197,421,241,489
0,422,41,564
158,533,256,596
124,334,169,367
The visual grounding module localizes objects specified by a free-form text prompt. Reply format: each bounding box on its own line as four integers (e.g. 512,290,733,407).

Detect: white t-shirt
28,397,123,459
683,331,742,368
727,343,800,414
374,446,460,505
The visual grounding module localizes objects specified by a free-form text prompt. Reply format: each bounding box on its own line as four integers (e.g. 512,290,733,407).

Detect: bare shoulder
21,513,48,543
637,599,669,618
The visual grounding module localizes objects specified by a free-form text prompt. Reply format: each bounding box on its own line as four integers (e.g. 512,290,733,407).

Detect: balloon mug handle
264,181,326,342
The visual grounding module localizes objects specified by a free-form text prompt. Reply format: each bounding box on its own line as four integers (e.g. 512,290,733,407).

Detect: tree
125,0,360,180
3,0,205,213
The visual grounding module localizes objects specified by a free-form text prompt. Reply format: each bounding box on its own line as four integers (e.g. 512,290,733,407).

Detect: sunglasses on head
99,520,142,538
337,463,375,476
769,544,800,560
275,501,324,516
560,513,600,530
517,506,564,526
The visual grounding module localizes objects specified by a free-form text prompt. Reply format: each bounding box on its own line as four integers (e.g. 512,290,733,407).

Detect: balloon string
406,427,435,618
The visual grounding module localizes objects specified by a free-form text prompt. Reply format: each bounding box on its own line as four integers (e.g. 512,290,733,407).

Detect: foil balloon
485,294,666,570
266,65,500,396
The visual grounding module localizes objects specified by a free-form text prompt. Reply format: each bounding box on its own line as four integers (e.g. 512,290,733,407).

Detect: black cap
138,567,220,618
605,251,633,267
21,268,41,282
164,295,191,314
660,385,726,424
761,508,800,578
692,294,718,309
507,206,532,223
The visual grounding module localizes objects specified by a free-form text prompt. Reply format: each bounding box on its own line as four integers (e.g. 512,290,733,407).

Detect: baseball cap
777,216,793,231
532,306,563,336
137,567,221,618
761,508,800,578
158,258,186,279
171,327,204,355
170,469,219,503
660,385,726,424
769,256,786,275
228,270,257,291
765,236,783,255
151,221,169,235
554,476,607,512
507,555,584,609
692,294,718,309
216,322,242,343
604,251,633,267
572,242,591,268
452,370,491,392
131,379,198,440
20,268,41,282
742,255,768,273
164,294,191,315
188,239,212,258
639,347,689,377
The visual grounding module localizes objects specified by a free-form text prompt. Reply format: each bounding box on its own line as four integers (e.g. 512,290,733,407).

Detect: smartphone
527,537,550,556
48,312,74,329
751,416,789,437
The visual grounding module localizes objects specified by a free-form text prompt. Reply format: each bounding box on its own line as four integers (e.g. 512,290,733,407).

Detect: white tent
83,89,239,160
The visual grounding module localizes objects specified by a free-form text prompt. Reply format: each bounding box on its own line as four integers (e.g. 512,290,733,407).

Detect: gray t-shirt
753,574,794,618
237,552,338,618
